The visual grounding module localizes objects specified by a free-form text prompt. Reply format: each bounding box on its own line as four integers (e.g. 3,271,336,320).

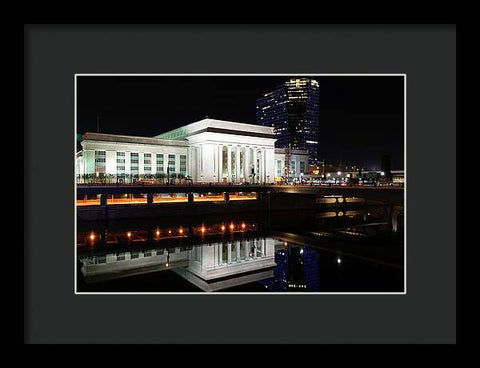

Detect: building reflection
79,237,277,291
259,244,320,292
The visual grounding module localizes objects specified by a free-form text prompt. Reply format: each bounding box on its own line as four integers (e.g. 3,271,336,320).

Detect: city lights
75,76,406,295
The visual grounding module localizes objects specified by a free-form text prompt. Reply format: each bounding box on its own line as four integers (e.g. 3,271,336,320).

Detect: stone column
261,148,265,183
227,242,232,264
217,145,222,183
245,240,249,259
252,149,257,183
235,147,240,183
253,239,257,259
236,241,241,262
218,243,223,265
244,147,250,182
227,146,232,182
261,238,265,257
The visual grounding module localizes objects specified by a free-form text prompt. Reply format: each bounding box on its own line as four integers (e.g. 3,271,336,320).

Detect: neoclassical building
76,118,309,183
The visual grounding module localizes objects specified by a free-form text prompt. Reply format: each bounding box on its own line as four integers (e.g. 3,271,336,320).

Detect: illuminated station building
79,237,278,292
256,78,320,168
76,118,309,184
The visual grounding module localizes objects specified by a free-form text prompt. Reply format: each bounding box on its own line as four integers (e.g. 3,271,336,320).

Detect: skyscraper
256,78,320,166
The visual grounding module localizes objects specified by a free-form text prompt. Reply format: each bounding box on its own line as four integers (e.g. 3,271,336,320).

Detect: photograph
75,74,406,294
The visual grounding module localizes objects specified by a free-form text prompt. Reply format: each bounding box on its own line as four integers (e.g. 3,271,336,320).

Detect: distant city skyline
76,75,404,170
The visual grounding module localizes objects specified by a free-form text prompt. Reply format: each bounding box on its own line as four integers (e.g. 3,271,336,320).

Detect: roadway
77,183,404,205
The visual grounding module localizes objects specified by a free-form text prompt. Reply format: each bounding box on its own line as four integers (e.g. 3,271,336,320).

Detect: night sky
76,75,404,170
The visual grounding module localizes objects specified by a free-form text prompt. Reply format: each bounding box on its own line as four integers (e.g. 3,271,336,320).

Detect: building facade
256,78,320,166
76,118,309,184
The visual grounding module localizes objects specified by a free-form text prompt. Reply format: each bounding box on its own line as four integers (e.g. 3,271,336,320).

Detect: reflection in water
79,237,277,289
77,206,404,292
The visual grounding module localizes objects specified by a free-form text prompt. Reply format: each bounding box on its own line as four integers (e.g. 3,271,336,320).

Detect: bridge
77,184,404,205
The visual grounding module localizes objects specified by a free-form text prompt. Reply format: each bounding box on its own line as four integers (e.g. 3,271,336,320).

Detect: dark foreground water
77,207,404,293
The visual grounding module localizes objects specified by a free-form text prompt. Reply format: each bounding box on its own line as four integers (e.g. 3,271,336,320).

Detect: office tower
256,78,320,166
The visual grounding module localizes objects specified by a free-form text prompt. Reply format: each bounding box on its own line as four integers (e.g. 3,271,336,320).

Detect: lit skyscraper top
256,78,320,166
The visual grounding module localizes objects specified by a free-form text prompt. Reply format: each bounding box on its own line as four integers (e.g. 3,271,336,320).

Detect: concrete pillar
385,205,395,233
100,193,107,207
253,240,257,259
227,243,232,264
392,210,398,233
224,192,230,203
244,240,249,259
257,192,263,207
188,193,194,203
261,238,265,257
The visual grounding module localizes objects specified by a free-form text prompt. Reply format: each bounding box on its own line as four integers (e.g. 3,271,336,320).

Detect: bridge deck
77,184,403,195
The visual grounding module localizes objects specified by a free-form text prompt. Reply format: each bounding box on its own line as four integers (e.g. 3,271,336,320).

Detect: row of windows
94,152,186,162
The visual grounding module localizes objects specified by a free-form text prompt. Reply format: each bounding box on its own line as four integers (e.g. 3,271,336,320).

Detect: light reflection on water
76,207,404,293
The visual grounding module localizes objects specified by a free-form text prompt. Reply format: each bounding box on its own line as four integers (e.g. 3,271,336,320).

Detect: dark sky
77,75,404,170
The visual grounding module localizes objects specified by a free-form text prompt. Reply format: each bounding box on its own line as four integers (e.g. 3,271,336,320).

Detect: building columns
235,146,240,183
218,243,223,266
244,147,250,182
252,149,257,183
227,146,232,182
236,241,241,262
218,145,223,183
